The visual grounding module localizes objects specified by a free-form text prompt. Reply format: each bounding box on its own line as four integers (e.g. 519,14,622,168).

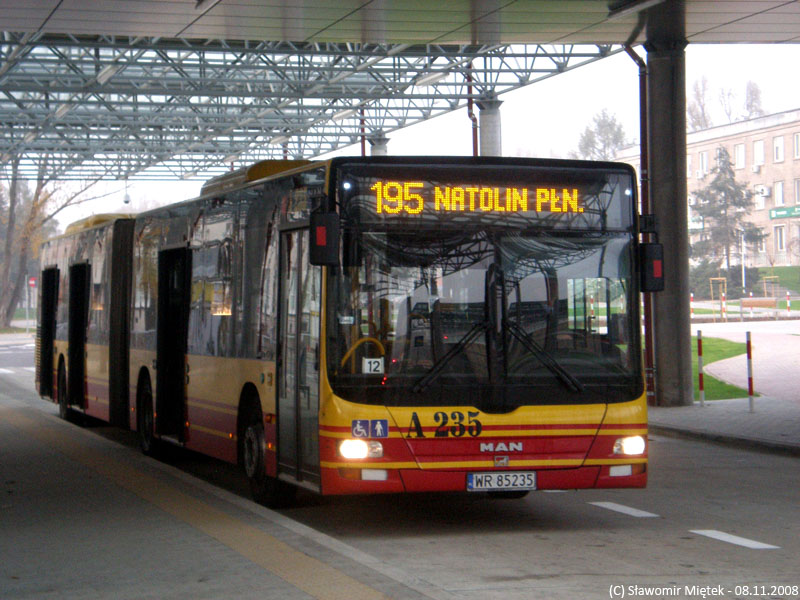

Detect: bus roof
200,159,312,197
64,213,134,235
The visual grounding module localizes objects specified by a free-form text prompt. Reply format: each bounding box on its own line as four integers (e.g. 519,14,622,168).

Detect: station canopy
1,1,798,181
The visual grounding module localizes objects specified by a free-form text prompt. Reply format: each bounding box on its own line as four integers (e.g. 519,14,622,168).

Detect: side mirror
640,243,664,292
309,212,339,267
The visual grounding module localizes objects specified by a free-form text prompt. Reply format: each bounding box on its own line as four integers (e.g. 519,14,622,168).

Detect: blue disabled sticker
370,419,389,438
351,420,370,438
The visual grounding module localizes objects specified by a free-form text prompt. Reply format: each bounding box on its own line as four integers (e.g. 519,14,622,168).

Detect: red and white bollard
747,331,754,413
787,291,791,316
697,330,705,407
690,292,694,318
722,292,727,321
749,291,754,318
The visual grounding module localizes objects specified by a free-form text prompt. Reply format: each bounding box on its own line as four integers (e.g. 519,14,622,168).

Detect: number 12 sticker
362,357,384,374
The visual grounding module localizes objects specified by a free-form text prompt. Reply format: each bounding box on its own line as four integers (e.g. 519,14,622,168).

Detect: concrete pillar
646,1,693,406
367,130,389,156
477,97,502,156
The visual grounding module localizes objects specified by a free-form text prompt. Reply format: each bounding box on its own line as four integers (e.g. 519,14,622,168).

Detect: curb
650,423,800,457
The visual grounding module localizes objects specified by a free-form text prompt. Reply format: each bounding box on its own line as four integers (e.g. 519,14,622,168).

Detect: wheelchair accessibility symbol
351,419,389,438
352,420,369,438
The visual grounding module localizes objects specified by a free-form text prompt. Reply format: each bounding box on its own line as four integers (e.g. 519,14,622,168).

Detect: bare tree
744,80,765,120
687,77,713,131
719,87,736,123
0,156,102,327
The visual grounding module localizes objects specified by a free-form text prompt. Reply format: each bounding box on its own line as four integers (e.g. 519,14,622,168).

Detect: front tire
241,402,295,508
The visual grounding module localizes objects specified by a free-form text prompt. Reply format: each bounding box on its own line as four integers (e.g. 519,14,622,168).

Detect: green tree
691,146,762,272
573,109,627,161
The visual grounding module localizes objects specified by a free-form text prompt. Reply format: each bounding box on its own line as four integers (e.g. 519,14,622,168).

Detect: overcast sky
60,43,800,229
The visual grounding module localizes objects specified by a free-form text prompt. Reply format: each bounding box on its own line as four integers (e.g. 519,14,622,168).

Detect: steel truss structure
1,33,619,181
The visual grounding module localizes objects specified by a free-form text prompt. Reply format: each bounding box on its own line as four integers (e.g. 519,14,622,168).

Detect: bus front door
278,229,321,488
156,247,191,441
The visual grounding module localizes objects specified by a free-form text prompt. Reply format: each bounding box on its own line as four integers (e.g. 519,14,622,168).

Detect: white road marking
690,529,779,549
0,368,14,374
23,367,35,372
589,501,659,518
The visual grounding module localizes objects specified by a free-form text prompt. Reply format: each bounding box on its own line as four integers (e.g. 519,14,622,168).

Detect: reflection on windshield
327,230,640,409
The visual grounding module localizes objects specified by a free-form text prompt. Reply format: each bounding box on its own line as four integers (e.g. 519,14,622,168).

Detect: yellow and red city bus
38,157,659,507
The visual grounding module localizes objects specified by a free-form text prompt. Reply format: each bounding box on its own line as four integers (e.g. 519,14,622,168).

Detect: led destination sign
369,180,584,216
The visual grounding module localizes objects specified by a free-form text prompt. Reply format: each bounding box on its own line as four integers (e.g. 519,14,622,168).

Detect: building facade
618,108,800,268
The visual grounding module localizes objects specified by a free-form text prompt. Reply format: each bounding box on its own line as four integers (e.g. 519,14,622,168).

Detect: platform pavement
649,319,800,455
3,320,798,456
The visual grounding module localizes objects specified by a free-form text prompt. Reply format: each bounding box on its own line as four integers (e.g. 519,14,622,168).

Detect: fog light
613,435,646,456
361,469,388,481
609,465,633,477
339,439,383,459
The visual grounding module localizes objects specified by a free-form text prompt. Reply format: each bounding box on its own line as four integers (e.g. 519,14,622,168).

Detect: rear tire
241,401,296,508
57,362,69,420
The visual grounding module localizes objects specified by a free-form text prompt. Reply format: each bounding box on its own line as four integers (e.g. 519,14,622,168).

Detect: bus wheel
137,376,159,457
242,403,295,508
57,362,69,420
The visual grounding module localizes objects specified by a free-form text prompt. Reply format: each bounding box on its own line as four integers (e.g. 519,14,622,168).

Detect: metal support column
477,96,502,156
646,0,693,406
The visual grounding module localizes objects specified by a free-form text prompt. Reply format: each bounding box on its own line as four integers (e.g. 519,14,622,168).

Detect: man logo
480,442,523,452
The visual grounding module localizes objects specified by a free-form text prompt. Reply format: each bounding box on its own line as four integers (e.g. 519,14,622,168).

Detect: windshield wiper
506,321,584,392
412,320,488,393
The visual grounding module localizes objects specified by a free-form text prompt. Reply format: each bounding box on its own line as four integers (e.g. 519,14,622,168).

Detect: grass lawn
758,266,800,293
0,327,29,334
691,336,755,400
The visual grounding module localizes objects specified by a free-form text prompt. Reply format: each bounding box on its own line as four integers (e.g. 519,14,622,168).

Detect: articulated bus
36,156,661,507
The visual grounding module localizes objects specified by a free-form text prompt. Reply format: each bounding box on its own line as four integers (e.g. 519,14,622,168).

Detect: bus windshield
326,161,642,411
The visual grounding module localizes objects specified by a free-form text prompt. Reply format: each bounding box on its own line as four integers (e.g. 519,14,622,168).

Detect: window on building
755,188,765,210
774,136,785,163
774,181,785,206
794,133,800,159
754,140,765,166
775,225,786,252
795,179,800,204
758,237,766,253
687,154,692,179
698,151,708,177
734,143,745,169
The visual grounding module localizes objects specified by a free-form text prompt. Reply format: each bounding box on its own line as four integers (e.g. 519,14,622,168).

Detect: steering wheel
340,336,386,369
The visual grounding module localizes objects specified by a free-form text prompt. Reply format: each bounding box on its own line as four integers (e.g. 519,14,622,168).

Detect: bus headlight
339,439,383,459
613,435,646,456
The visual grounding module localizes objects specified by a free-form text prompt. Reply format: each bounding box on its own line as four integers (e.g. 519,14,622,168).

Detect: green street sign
769,206,800,219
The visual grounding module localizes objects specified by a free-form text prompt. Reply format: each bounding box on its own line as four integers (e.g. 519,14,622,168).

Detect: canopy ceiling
1,1,798,181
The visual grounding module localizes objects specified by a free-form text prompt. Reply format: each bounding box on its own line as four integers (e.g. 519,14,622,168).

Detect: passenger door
278,229,321,486
156,247,191,440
